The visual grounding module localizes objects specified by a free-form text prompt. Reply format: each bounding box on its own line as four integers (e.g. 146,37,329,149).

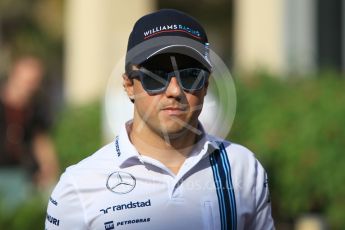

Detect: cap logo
143,24,201,40
205,42,210,61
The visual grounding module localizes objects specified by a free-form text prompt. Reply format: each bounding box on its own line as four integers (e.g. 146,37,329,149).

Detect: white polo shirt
45,122,274,230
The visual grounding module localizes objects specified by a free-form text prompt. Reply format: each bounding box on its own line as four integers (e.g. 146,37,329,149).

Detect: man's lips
161,106,187,115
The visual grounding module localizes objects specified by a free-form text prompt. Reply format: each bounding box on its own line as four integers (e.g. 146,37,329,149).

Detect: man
0,55,59,209
46,9,274,229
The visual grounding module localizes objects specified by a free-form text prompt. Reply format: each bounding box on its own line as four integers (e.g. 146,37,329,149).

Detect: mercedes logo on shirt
106,171,136,194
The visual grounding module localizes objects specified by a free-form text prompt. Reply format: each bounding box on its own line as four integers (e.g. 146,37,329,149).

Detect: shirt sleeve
45,172,88,230
250,160,275,230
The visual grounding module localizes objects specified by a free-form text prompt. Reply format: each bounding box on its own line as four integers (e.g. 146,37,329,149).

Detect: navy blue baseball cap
125,9,212,72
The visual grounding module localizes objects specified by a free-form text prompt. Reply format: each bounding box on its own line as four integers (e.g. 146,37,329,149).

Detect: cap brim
145,45,212,71
126,36,212,72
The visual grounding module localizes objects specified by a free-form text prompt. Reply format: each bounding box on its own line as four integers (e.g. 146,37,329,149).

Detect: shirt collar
114,120,141,167
188,124,220,160
114,120,221,167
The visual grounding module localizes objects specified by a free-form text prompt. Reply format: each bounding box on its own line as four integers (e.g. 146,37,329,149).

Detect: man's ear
122,73,135,101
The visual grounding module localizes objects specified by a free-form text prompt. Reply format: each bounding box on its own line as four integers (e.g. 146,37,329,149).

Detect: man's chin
159,125,190,139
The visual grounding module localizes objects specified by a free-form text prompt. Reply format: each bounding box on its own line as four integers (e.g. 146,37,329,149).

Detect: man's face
124,53,209,138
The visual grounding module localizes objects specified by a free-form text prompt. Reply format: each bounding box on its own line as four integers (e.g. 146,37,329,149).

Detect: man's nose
165,76,182,97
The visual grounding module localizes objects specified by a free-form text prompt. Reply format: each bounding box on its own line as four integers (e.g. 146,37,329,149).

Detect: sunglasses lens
136,68,209,93
179,68,209,90
141,70,168,92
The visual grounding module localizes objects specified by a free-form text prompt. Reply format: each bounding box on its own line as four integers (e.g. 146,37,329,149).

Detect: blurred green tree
230,73,345,229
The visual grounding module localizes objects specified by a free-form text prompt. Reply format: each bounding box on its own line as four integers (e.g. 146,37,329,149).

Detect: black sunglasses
128,67,210,94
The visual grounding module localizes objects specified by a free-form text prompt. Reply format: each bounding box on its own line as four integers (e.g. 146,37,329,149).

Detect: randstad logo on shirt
100,199,151,214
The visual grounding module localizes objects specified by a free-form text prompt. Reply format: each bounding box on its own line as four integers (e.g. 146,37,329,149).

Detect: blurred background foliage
53,103,102,170
230,73,345,229
0,0,63,62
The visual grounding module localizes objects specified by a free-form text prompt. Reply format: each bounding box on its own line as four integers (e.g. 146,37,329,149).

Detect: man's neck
129,120,200,175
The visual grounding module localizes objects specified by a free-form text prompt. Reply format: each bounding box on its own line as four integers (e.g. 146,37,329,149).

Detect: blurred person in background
0,55,59,209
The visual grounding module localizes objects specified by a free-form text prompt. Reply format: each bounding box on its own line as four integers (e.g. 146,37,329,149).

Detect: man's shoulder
206,134,257,162
64,142,117,175
206,135,268,188
50,142,118,200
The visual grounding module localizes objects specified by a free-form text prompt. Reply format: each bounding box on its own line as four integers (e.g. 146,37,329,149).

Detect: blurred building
234,0,344,75
64,0,155,105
